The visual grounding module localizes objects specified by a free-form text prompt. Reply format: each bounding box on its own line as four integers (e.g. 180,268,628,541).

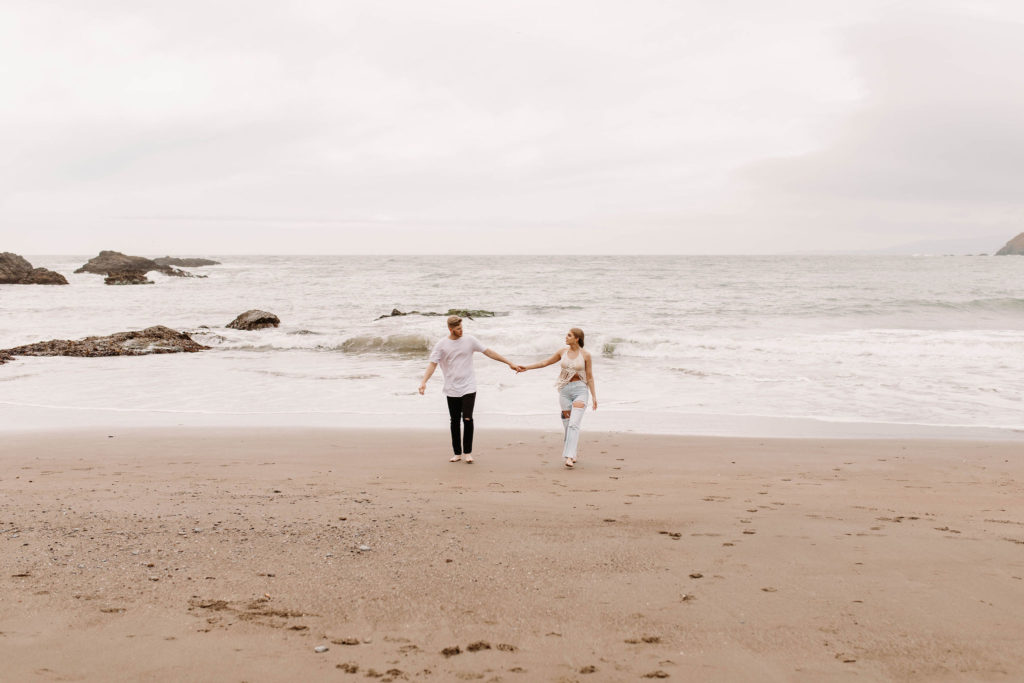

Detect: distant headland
995,232,1024,255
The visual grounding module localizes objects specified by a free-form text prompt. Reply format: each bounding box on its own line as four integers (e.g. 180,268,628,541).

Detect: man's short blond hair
447,315,462,328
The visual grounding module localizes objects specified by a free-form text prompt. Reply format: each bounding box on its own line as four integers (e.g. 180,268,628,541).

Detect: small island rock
153,256,221,267
0,252,68,285
227,310,280,330
2,326,209,359
376,308,497,320
75,250,198,278
995,232,1024,255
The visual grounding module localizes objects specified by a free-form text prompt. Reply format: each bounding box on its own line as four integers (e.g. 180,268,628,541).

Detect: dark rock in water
0,252,32,281
995,232,1024,255
0,350,13,365
2,326,209,358
227,309,280,330
377,308,441,320
446,308,495,319
376,308,496,320
153,256,221,267
22,267,70,285
0,252,68,285
75,250,194,277
105,270,153,285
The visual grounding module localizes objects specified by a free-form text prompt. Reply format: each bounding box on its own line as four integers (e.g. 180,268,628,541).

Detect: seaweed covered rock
3,326,209,358
105,270,153,285
377,308,497,320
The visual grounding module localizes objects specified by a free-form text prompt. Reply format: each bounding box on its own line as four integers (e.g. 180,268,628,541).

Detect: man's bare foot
465,454,474,464
449,455,462,462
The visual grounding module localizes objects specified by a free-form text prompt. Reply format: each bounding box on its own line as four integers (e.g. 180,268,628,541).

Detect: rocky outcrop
0,252,68,285
226,310,280,330
448,309,497,319
2,326,209,359
0,350,13,365
376,308,497,320
995,232,1024,255
153,256,220,267
22,267,70,285
105,271,153,285
74,250,198,277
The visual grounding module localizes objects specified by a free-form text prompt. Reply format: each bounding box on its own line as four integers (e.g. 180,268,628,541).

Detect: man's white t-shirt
429,334,487,397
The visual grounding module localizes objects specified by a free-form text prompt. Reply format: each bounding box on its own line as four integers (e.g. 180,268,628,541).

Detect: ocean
2,254,1023,438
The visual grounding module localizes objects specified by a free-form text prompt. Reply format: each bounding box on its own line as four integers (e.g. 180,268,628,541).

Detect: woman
519,328,598,468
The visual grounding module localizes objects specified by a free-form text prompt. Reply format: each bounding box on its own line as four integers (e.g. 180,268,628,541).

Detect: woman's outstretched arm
521,351,562,372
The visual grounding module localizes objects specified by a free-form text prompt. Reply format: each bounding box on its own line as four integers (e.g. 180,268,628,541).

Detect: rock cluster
104,270,153,284
105,271,154,285
74,250,199,278
0,252,68,285
2,326,209,359
995,232,1024,255
153,256,220,267
227,310,280,330
377,308,497,320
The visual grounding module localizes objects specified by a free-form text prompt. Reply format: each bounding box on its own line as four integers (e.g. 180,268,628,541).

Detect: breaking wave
337,333,432,355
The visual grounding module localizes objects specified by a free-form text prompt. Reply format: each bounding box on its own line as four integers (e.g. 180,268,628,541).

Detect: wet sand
1,428,1022,682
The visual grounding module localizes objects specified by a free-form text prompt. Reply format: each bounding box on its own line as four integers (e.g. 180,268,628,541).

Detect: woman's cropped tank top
555,349,586,389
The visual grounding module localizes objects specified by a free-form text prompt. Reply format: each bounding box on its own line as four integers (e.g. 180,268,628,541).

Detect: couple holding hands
418,315,597,469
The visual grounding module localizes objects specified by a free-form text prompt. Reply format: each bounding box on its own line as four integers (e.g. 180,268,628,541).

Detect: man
419,315,522,463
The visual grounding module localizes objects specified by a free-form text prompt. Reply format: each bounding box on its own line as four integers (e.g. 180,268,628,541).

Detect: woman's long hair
570,327,585,348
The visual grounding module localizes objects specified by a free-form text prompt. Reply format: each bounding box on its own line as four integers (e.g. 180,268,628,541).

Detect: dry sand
1,428,1022,682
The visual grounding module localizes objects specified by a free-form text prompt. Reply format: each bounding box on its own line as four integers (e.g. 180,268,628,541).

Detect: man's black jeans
446,392,476,455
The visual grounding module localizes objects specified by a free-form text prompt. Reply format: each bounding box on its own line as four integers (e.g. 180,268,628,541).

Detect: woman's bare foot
465,454,474,464
564,458,575,469
449,455,462,462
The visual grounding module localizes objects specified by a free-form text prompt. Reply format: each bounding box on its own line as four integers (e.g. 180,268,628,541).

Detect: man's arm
418,362,437,394
483,348,523,372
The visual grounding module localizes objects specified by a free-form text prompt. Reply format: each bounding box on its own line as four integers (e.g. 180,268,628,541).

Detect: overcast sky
2,0,1023,254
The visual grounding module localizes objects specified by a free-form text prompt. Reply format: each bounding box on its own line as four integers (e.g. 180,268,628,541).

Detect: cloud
5,0,1019,253
738,8,1024,247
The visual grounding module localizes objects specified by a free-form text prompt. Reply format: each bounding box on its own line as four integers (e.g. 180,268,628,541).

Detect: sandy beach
1,428,1022,682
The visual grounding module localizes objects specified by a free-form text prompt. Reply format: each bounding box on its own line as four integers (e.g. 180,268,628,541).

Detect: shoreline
3,403,1023,441
2,428,1023,681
